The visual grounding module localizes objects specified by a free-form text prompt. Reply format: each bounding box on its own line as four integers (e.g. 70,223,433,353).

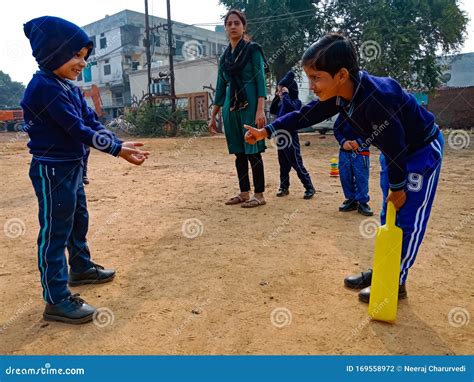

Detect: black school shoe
303,187,315,199
344,269,372,289
359,284,408,303
339,199,358,212
43,293,96,324
358,202,374,216
276,188,289,197
69,262,115,286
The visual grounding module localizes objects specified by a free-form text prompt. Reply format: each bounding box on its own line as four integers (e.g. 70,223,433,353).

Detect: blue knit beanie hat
278,70,299,99
24,16,93,71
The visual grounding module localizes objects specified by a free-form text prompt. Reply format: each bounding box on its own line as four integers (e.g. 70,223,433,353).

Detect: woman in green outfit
209,9,268,208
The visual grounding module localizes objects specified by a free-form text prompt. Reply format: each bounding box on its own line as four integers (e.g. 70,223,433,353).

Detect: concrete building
439,52,474,88
129,57,219,101
75,9,228,118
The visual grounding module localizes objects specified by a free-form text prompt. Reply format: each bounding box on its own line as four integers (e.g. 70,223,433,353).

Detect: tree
219,1,468,91
218,0,326,81
0,71,25,108
321,0,469,90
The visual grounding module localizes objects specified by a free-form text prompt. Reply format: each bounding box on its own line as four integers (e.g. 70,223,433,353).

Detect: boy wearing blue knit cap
269,70,315,199
22,16,150,324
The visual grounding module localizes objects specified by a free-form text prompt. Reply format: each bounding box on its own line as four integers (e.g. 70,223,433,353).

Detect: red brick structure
428,86,474,130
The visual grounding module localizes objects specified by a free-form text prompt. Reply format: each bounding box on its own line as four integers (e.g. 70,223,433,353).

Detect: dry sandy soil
0,130,472,355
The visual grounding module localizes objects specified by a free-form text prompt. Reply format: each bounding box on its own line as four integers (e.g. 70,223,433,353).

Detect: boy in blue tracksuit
333,115,373,216
269,71,315,199
22,16,150,324
245,33,444,303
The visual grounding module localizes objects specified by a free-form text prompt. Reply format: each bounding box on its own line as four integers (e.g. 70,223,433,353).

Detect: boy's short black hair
302,33,360,80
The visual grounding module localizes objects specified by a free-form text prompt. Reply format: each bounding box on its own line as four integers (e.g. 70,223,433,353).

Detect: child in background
269,71,315,199
333,115,373,216
22,16,150,324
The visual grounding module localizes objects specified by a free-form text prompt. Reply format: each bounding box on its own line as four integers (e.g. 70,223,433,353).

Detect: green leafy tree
0,70,25,108
219,0,326,81
322,0,468,90
220,1,468,91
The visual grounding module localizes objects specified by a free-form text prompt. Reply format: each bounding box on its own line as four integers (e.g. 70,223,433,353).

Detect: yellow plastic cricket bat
368,201,403,323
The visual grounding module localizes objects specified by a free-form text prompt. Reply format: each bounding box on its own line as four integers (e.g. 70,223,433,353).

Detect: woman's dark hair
224,9,251,41
224,9,247,27
302,33,360,80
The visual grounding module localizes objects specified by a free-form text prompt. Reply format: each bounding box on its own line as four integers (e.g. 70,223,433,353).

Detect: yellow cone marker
368,201,403,323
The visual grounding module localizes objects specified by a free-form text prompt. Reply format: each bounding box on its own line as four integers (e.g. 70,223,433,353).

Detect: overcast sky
2,0,473,85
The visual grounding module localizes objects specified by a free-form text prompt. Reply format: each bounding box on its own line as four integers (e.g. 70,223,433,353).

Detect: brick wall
428,86,474,130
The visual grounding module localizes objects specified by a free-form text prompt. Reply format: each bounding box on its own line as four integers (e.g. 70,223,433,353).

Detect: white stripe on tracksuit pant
379,131,444,285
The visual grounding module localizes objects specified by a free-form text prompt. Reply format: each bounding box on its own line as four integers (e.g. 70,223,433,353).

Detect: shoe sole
339,206,358,212
43,312,94,324
344,280,371,289
358,210,374,216
68,274,115,287
359,293,408,304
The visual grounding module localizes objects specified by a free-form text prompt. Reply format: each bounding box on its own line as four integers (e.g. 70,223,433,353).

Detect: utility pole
166,0,176,114
144,0,152,103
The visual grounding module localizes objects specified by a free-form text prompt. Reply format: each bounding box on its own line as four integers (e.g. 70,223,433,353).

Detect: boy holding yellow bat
244,33,444,305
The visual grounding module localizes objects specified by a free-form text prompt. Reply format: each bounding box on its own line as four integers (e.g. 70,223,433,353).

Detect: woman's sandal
241,196,266,208
225,194,249,205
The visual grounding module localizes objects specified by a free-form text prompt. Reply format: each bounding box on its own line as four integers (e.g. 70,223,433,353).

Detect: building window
83,66,92,82
100,33,107,49
152,34,160,47
175,40,184,56
114,92,123,105
90,36,96,55
104,59,111,75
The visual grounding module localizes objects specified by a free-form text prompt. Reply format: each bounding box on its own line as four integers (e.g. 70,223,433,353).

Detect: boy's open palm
119,142,150,165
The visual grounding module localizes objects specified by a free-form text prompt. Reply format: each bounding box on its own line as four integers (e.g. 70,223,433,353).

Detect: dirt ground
0,130,472,355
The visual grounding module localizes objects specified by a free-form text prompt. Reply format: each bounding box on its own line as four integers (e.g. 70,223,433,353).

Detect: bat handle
386,201,397,227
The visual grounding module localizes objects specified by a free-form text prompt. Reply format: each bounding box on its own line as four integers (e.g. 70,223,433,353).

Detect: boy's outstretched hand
244,124,268,145
119,142,150,165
